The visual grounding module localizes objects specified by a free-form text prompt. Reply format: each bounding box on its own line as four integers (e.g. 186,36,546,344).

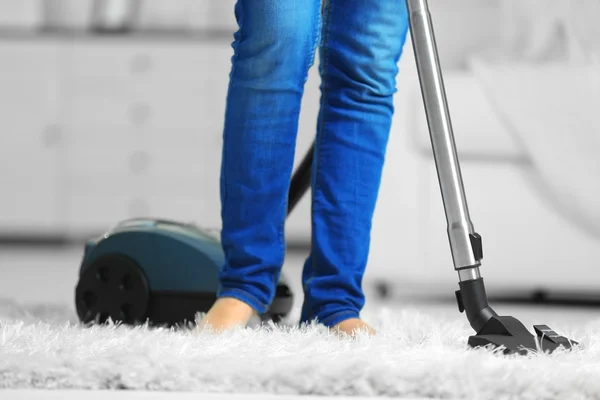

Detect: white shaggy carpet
1,298,599,399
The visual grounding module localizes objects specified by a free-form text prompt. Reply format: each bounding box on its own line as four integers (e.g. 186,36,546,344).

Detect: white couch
365,42,600,299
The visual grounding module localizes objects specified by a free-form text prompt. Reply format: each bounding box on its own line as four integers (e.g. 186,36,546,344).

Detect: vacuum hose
457,278,498,333
287,141,314,216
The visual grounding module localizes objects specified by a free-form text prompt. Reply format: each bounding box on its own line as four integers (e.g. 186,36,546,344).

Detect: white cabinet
0,36,313,242
61,40,228,234
0,41,63,233
59,39,317,240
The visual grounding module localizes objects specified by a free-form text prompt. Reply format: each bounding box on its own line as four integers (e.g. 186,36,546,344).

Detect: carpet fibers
0,298,599,399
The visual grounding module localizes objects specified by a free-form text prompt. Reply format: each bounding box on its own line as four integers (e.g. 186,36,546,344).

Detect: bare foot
195,297,257,333
332,318,376,337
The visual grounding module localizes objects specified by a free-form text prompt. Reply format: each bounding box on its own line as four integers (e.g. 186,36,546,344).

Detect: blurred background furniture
1,0,599,302
0,37,315,242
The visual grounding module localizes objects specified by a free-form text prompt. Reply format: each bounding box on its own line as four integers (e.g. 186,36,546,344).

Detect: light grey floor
1,245,597,330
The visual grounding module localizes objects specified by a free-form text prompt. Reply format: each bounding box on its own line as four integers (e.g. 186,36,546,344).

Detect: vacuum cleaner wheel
75,254,150,325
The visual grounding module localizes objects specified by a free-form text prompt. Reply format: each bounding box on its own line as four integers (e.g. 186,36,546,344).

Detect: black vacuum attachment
456,277,578,355
405,0,579,355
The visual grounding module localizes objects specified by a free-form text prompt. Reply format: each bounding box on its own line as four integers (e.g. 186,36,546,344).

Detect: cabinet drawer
0,42,59,73
67,67,208,98
65,65,230,119
64,42,177,80
0,178,62,231
67,146,219,181
0,138,61,180
64,123,141,146
65,41,232,84
143,145,221,180
64,90,222,131
142,193,221,230
66,142,148,178
67,191,221,231
144,126,222,151
67,193,150,231
66,173,143,195
0,81,58,140
67,169,218,203
137,176,221,228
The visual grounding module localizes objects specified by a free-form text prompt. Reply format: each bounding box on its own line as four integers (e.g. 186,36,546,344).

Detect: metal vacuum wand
406,0,482,278
406,0,578,354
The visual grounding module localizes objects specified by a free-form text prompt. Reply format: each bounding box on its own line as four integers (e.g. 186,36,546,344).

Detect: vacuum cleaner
74,218,295,326
75,0,578,354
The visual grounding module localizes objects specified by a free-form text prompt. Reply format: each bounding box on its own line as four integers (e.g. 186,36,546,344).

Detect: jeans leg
300,0,410,327
217,0,322,314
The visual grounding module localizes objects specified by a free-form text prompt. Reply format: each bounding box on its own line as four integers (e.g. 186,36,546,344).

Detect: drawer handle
43,124,63,147
129,103,152,124
129,199,149,217
129,151,149,173
131,54,153,74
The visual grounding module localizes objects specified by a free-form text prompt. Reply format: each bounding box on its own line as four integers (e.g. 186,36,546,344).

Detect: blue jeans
217,0,410,327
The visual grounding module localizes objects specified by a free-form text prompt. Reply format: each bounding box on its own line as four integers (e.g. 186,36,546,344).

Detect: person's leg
197,0,323,332
300,0,410,335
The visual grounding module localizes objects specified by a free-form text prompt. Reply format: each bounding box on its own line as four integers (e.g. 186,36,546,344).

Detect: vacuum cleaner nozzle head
468,315,578,355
